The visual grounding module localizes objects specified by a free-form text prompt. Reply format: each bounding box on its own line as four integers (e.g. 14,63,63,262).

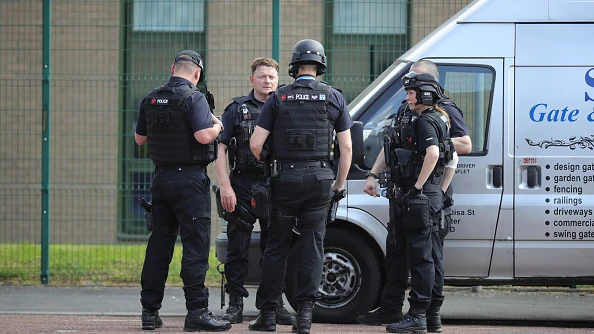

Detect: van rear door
428,58,507,278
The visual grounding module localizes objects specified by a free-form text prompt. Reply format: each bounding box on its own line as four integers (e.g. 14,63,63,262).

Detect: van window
439,65,493,154
360,64,494,169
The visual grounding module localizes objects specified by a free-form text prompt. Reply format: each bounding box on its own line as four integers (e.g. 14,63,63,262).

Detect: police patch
311,94,326,101
151,98,169,104
282,94,299,101
283,93,326,101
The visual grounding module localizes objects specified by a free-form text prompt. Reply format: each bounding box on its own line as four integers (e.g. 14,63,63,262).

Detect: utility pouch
402,193,431,229
392,148,414,186
206,139,218,162
250,181,273,220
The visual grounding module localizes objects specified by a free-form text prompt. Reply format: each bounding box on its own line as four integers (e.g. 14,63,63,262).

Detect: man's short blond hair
251,57,279,74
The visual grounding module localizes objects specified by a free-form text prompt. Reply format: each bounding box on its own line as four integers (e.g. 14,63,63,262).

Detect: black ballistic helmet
402,72,441,105
174,50,205,82
288,39,327,78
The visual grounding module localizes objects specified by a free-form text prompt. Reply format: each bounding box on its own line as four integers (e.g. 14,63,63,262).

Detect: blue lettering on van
529,104,579,122
585,68,594,102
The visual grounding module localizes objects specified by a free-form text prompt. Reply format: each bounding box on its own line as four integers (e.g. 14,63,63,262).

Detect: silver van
216,0,594,323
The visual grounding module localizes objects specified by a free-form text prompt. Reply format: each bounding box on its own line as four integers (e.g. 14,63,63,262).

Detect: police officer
135,50,231,332
213,57,295,325
361,72,454,333
248,39,353,334
411,61,469,333
358,60,471,333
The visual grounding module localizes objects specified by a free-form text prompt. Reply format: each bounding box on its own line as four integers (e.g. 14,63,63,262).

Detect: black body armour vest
389,107,452,187
229,96,266,175
142,85,217,165
272,81,334,161
412,108,453,180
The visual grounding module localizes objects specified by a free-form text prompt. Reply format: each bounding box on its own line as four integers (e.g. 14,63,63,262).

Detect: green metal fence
0,0,472,285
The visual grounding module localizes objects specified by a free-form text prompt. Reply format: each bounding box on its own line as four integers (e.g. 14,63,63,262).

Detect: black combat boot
221,294,243,324
141,309,163,330
356,307,403,325
184,308,232,332
291,301,314,334
386,310,427,334
276,300,296,325
249,309,276,332
426,300,443,333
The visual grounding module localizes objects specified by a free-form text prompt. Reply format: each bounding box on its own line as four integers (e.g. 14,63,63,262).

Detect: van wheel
285,227,383,323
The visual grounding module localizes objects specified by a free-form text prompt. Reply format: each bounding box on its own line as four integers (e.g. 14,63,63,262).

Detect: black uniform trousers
380,183,442,312
431,205,452,305
140,166,212,312
224,173,269,298
255,165,335,310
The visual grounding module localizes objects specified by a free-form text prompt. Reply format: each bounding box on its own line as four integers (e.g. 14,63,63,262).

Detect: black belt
155,164,206,172
278,160,329,170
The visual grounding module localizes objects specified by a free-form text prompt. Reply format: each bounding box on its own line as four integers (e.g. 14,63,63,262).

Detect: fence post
272,0,280,62
40,0,52,285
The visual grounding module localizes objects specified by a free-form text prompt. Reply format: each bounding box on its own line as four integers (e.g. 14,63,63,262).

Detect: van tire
284,227,383,323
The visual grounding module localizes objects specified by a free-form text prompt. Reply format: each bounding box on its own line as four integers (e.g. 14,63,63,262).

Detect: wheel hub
319,251,360,308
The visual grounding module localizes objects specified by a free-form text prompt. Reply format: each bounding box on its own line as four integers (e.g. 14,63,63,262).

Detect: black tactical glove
403,186,422,202
443,190,454,209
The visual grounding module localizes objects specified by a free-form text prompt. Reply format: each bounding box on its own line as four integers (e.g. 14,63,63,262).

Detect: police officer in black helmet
358,60,469,333
362,72,455,333
135,50,231,332
248,39,353,334
214,57,295,325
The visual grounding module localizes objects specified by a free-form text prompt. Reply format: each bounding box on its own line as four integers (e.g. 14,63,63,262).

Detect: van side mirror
351,121,364,166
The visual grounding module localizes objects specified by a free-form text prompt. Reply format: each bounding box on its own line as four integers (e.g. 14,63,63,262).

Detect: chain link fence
0,0,471,284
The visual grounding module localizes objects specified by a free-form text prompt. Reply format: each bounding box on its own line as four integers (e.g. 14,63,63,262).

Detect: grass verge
0,243,223,286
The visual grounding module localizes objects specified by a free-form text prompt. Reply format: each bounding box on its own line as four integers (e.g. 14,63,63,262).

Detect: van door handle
526,166,539,188
491,165,503,188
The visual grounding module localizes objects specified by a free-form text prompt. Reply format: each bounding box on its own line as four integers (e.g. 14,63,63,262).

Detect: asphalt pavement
1,285,593,324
